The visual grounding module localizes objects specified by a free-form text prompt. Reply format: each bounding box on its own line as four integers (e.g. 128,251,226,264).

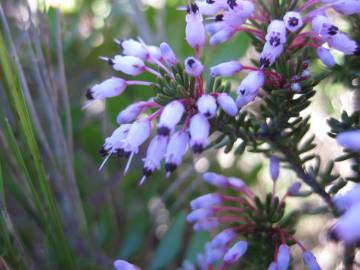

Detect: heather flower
316,47,336,68
86,77,127,101
109,55,146,76
332,184,360,212
210,61,243,77
189,113,210,153
331,203,360,244
157,100,185,136
303,251,321,270
336,130,360,151
270,156,280,182
165,131,189,176
277,244,290,270
283,11,303,32
217,93,238,117
184,57,204,76
113,260,140,270
159,42,178,66
186,3,206,48
197,94,217,118
223,241,248,264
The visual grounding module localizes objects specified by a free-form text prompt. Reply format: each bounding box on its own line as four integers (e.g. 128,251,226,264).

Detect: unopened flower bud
203,172,228,187
189,113,210,153
336,130,360,151
197,94,217,118
165,131,189,174
211,229,236,248
158,101,185,136
228,177,246,191
87,77,127,100
187,208,214,223
143,136,168,177
209,27,236,46
217,93,238,117
111,55,145,76
287,182,302,196
210,61,242,77
118,39,148,60
116,102,145,124
223,241,248,264
186,3,206,48
283,11,303,32
236,71,265,96
113,260,141,270
277,244,290,270
267,262,277,270
316,47,336,68
159,42,178,66
332,184,360,212
303,251,321,270
270,156,280,181
184,57,204,77
331,203,360,244
291,83,301,92
190,193,222,210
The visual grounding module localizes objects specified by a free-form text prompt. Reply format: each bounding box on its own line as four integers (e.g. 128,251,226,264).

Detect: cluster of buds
184,172,320,270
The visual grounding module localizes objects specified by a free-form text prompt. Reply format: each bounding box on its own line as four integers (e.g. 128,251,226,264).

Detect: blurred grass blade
0,25,77,269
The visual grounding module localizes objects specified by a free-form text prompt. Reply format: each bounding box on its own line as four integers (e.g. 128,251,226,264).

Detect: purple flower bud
236,92,257,107
223,241,248,264
184,57,204,77
190,193,222,210
159,42,177,66
287,182,302,196
116,102,145,124
113,260,141,270
186,4,206,48
165,131,189,174
291,83,301,92
209,27,236,46
142,135,168,177
217,93,238,117
270,156,280,181
87,77,127,100
189,113,210,153
111,55,145,76
193,218,219,231
210,229,236,248
118,39,148,60
316,47,336,68
122,119,151,155
265,20,287,47
267,262,277,270
227,177,246,191
336,130,360,151
283,11,303,32
331,203,360,244
303,251,321,270
197,94,217,118
210,61,242,77
204,242,225,263
236,71,265,96
333,184,360,212
277,244,290,270
203,172,228,187
187,208,214,223
158,101,185,136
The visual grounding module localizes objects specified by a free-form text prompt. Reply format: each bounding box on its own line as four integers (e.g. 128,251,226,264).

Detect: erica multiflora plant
82,0,360,269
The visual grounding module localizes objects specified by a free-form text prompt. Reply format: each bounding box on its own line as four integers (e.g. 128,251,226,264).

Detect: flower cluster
87,0,360,268
182,172,319,270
